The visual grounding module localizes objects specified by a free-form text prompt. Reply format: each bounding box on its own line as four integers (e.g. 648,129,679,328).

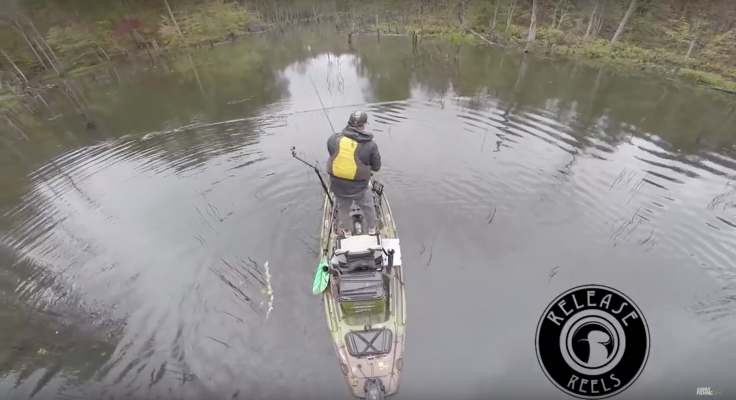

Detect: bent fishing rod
291,146,334,259
289,75,339,207
290,147,333,207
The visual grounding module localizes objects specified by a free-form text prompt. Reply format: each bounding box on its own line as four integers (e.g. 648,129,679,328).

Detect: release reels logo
535,284,650,399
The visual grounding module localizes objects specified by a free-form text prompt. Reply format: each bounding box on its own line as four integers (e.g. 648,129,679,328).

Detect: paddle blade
312,258,330,294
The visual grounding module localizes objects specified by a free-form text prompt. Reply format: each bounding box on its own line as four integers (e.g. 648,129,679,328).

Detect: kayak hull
319,182,407,399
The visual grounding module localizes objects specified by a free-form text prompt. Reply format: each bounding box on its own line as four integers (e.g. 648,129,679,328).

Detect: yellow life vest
328,135,371,181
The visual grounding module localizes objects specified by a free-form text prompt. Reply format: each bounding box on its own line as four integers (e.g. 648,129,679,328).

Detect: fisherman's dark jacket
326,126,381,197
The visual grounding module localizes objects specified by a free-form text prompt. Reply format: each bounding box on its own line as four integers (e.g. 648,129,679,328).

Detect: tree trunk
4,115,29,141
187,53,205,97
163,0,184,39
374,0,379,28
679,0,690,19
591,67,604,99
555,0,567,29
490,0,500,32
514,57,528,91
684,32,698,61
11,20,49,70
458,1,468,33
33,38,61,76
1,49,28,83
94,42,110,60
505,0,517,36
419,1,425,34
20,15,64,68
584,0,599,41
350,1,355,31
525,0,538,52
610,0,637,48
593,2,605,37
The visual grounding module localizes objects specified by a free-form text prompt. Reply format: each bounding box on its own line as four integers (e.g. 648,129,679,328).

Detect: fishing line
308,74,337,134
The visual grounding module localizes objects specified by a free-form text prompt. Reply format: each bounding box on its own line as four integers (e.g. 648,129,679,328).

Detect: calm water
1,27,735,399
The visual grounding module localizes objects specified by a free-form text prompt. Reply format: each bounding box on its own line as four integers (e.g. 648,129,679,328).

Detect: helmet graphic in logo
535,285,650,399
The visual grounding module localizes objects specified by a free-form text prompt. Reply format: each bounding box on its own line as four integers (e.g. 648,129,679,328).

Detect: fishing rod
308,75,337,134
290,146,333,207
288,75,339,206
291,146,335,262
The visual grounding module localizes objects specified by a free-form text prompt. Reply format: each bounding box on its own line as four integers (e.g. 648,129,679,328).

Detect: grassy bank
0,0,277,114
1,0,736,114
341,0,736,93
373,23,736,94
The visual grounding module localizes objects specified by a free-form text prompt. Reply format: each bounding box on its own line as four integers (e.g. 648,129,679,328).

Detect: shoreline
3,15,736,114
0,28,277,113
349,22,736,97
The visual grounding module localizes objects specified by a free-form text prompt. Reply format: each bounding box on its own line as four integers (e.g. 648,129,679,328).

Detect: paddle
312,257,330,294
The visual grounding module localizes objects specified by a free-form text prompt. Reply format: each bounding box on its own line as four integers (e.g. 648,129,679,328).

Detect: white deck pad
339,235,380,252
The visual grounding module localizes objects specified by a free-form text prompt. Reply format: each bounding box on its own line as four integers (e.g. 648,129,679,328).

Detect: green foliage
505,23,526,39
0,92,21,110
702,29,736,61
467,0,497,29
662,19,691,45
159,2,259,46
0,28,37,71
445,32,478,44
1,0,736,97
677,69,736,91
659,19,706,55
457,0,736,88
536,27,566,42
45,25,95,64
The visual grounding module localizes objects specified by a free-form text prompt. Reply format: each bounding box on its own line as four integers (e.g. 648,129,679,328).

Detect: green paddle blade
312,257,330,295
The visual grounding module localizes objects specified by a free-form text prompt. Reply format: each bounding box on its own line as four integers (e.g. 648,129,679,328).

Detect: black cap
347,110,368,127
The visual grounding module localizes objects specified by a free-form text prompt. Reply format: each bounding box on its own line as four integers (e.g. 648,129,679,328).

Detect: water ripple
2,34,736,399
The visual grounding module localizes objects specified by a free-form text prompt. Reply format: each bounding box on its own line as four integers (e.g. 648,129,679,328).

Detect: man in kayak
326,110,381,237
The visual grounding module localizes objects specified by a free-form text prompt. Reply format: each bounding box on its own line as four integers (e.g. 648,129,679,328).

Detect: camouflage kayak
317,178,407,400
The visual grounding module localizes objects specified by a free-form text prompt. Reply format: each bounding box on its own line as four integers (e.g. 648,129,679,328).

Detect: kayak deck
318,185,406,399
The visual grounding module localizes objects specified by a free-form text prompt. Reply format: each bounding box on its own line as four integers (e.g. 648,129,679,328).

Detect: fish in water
80,112,96,130
259,261,274,320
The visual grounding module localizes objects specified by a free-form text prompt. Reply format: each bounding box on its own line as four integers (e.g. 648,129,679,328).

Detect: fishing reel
371,180,384,196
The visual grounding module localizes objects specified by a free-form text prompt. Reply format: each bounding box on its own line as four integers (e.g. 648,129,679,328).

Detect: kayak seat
346,251,380,273
335,235,383,273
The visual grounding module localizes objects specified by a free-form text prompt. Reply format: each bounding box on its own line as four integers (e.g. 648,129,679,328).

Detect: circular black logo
535,284,650,399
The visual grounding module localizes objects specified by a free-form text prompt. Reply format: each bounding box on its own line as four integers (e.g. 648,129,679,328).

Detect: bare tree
419,0,426,34
163,0,184,39
526,0,539,52
584,0,605,41
490,0,501,32
679,0,691,19
505,0,517,36
550,0,568,29
458,0,471,33
610,0,637,48
0,3,50,71
1,49,28,83
684,19,706,61
13,13,65,71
